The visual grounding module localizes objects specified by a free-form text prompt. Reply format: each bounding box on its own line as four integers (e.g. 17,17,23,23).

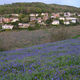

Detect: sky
0,0,80,7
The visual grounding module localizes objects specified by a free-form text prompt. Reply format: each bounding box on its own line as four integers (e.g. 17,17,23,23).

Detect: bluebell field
0,39,80,80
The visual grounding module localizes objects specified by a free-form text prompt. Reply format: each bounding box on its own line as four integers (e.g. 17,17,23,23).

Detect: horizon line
0,2,80,8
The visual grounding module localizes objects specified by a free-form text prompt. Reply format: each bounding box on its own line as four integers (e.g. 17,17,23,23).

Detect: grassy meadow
0,38,80,80
0,25,80,80
0,25,80,51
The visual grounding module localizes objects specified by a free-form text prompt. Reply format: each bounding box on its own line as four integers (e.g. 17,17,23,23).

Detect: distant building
51,13,60,18
35,14,39,17
66,17,77,21
78,14,80,17
3,18,11,23
64,12,71,17
30,14,36,17
41,13,48,16
43,16,48,21
11,18,19,22
59,17,65,21
71,19,77,23
65,17,77,24
39,22,46,26
11,14,19,17
41,13,49,21
18,23,30,28
30,17,36,21
30,14,36,21
37,17,42,23
52,20,60,25
2,24,14,29
64,21,70,25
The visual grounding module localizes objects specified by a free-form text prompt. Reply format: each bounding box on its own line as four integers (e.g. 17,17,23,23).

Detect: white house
37,17,42,23
52,20,60,25
39,22,46,26
64,21,70,25
51,16,55,19
78,14,80,17
64,12,71,17
41,13,46,16
66,17,77,21
35,14,39,17
2,24,14,29
11,18,19,22
41,13,48,16
11,14,19,17
59,17,65,21
66,17,77,24
30,14,35,17
18,23,30,28
71,19,77,23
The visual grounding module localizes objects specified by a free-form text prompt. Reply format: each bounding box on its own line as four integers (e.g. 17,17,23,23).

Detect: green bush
28,23,40,31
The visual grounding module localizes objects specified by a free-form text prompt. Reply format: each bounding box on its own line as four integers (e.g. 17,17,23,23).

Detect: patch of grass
71,43,80,46
57,47,64,49
72,35,80,39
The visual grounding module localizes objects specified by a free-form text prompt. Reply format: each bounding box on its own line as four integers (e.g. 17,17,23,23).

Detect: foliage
19,14,29,23
27,23,40,30
0,2,80,15
11,21,19,29
46,18,53,24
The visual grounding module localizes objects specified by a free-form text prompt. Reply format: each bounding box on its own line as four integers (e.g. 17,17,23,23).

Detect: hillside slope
0,2,80,14
0,39,80,79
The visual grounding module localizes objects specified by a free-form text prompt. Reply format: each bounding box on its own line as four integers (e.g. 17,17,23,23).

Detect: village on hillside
0,12,80,30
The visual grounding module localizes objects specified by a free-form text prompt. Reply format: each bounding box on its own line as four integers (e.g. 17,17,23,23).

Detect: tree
11,21,19,29
19,14,29,23
46,18,53,24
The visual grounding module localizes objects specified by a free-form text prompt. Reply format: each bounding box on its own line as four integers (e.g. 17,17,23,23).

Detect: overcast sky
0,0,80,7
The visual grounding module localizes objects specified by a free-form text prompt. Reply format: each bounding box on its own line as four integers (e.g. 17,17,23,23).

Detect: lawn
72,35,80,39
0,39,80,80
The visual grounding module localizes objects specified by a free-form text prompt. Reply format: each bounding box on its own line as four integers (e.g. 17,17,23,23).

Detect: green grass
72,35,80,39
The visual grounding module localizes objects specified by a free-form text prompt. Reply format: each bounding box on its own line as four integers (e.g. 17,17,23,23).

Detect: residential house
52,20,60,25
35,14,39,17
11,18,19,22
64,12,71,17
59,17,65,21
70,13,76,16
66,17,77,21
18,23,30,28
30,14,36,21
43,16,48,21
78,14,80,17
11,14,19,17
30,17,36,21
64,21,70,25
41,13,49,21
37,17,42,23
3,18,11,23
51,13,60,18
2,24,14,29
39,22,46,26
66,17,77,23
71,19,77,23
41,13,48,16
30,14,36,17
